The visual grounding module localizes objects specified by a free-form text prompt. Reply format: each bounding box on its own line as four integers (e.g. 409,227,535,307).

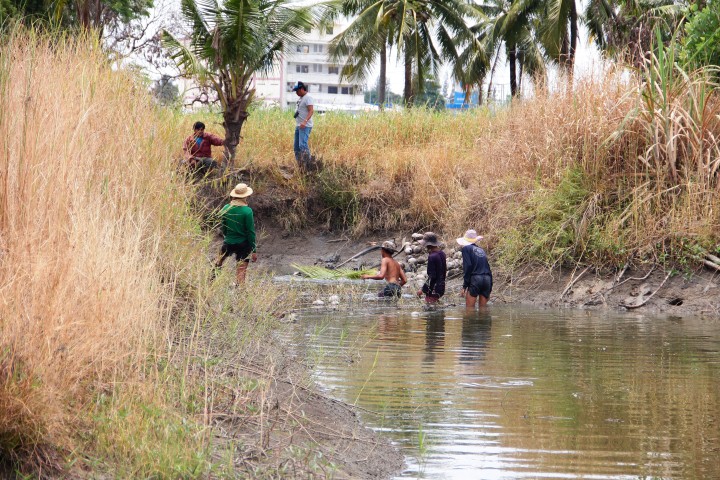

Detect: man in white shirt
292,81,314,169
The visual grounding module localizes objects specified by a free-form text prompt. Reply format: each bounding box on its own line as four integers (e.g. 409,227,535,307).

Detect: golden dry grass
0,28,198,471
229,61,720,267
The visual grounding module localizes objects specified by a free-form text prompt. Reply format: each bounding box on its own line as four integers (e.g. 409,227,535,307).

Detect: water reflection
459,309,492,366
294,307,720,479
424,311,445,362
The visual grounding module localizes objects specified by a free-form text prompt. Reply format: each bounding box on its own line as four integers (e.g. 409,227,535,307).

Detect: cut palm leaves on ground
292,264,375,280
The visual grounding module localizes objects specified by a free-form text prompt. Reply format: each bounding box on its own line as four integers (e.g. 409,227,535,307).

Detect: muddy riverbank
252,226,720,318
205,224,719,479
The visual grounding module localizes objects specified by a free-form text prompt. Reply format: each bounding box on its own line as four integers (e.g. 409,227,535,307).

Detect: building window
296,64,309,73
313,44,324,53
328,86,338,94
312,64,323,73
326,26,334,35
341,86,351,95
310,84,321,93
328,66,339,75
296,44,309,54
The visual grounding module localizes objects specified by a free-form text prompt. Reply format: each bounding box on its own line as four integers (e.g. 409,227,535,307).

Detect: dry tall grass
229,57,720,268
0,28,195,471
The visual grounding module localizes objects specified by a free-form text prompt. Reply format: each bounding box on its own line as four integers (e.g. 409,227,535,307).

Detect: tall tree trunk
403,47,414,107
222,100,249,167
508,44,518,97
487,43,502,102
569,0,578,79
518,58,523,95
379,42,387,109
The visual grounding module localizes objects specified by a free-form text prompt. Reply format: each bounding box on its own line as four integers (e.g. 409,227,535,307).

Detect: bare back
381,257,407,286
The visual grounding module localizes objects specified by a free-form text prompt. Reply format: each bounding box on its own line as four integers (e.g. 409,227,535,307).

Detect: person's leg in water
464,275,491,308
463,288,477,308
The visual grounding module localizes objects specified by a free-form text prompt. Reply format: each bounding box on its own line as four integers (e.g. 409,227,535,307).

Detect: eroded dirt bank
253,225,720,318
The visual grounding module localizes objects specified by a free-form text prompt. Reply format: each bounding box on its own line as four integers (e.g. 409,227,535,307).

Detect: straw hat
419,231,442,248
229,183,253,198
456,229,483,246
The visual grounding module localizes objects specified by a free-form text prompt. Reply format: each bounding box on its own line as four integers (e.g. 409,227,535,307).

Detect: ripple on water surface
290,306,720,479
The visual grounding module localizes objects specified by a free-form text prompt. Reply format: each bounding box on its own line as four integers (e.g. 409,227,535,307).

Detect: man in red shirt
183,121,225,173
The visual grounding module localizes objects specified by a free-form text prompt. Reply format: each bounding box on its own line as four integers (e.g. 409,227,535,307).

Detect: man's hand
460,288,467,298
416,290,423,298
251,253,258,263
300,121,307,129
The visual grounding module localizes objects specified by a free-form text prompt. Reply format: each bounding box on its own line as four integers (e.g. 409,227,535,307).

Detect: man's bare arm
362,257,388,280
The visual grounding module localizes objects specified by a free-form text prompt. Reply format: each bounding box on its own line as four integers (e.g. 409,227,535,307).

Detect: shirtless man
361,241,407,298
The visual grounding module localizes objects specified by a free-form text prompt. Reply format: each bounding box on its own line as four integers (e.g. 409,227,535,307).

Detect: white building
253,21,367,112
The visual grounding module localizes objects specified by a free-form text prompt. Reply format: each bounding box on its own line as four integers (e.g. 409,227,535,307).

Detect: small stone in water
411,233,424,240
312,299,325,306
413,245,422,254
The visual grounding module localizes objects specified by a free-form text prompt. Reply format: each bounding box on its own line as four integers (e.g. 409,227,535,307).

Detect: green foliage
88,392,209,478
364,83,403,105
291,264,375,279
151,74,180,107
414,78,446,110
315,167,361,227
500,167,592,267
681,2,720,71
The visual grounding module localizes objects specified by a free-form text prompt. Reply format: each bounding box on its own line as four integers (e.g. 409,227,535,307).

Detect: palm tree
388,0,475,106
163,0,312,164
583,0,683,67
326,0,474,107
477,0,546,97
324,0,394,107
535,0,578,76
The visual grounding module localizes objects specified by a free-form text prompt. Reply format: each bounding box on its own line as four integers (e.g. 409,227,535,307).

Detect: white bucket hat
456,229,483,246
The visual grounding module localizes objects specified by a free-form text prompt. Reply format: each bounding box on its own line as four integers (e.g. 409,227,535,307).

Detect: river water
290,306,720,479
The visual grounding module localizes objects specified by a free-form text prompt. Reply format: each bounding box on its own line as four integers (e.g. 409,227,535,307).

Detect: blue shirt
461,244,492,289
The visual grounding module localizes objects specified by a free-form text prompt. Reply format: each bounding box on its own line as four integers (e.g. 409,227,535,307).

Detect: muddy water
291,306,720,479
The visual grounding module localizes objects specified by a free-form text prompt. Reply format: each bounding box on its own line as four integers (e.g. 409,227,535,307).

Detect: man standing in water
361,241,407,298
183,121,225,173
417,232,447,304
292,81,314,170
457,229,492,307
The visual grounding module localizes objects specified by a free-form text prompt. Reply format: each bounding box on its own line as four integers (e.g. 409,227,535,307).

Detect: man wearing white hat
457,229,492,307
214,183,257,284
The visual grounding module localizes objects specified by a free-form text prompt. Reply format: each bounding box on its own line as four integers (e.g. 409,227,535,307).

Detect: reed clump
0,27,207,474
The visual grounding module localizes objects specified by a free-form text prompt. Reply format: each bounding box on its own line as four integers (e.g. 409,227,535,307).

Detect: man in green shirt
214,183,257,284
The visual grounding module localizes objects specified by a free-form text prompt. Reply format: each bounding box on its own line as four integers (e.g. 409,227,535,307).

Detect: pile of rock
400,232,464,289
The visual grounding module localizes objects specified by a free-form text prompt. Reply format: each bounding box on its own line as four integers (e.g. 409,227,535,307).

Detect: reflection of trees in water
459,309,492,365
424,311,446,363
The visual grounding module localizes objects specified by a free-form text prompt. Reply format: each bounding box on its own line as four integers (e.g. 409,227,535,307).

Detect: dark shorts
422,283,445,300
381,283,402,298
468,274,492,299
220,242,252,262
